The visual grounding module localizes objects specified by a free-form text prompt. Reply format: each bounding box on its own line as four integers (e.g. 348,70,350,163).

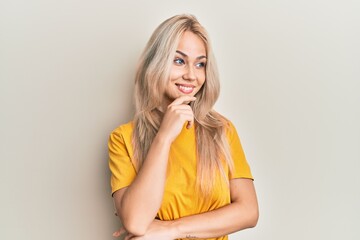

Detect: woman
108,14,258,240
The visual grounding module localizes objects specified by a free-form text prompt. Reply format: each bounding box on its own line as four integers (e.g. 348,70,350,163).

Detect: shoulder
109,121,134,145
111,121,134,137
224,119,236,131
210,110,238,140
221,118,238,140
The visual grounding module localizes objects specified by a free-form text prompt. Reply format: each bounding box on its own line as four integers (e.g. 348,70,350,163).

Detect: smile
176,84,195,94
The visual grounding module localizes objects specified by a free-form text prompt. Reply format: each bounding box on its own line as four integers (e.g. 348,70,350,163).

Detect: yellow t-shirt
108,121,253,240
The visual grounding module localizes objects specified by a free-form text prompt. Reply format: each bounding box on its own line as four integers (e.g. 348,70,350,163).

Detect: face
163,31,207,106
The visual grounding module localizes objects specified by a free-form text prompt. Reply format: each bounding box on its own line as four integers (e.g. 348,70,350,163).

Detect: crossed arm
112,131,258,239
113,178,258,239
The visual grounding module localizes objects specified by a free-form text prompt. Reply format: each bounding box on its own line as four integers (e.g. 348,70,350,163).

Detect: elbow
232,204,259,231
116,201,148,235
121,218,148,236
120,214,149,236
247,205,259,228
235,203,259,229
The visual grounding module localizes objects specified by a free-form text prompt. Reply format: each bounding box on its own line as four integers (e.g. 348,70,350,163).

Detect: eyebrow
176,50,207,60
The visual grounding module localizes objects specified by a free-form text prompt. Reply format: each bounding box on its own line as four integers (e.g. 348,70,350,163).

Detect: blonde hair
133,14,233,195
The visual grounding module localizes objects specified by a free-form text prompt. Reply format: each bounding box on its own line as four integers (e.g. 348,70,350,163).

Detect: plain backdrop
1,0,359,239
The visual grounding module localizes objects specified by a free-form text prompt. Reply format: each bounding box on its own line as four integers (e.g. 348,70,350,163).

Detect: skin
162,31,207,111
112,31,259,239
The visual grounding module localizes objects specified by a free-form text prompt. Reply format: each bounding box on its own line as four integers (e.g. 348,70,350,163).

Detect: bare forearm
118,135,171,234
171,201,258,239
113,97,197,235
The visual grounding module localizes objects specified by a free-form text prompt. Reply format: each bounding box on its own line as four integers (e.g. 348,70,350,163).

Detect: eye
196,62,206,68
174,58,185,65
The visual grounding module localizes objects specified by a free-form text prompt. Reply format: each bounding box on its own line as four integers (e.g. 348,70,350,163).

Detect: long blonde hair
133,14,233,195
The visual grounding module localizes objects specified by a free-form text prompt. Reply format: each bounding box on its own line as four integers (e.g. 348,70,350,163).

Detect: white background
1,0,359,239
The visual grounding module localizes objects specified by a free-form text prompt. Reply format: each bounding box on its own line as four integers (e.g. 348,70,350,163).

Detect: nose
183,65,196,81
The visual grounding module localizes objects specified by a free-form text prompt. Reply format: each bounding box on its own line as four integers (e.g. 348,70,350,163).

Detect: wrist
155,131,173,145
171,218,198,239
169,219,182,239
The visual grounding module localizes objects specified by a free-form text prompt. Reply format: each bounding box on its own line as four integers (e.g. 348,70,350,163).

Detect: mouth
175,84,195,94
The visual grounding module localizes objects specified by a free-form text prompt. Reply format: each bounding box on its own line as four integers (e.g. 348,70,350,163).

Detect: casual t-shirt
108,121,253,240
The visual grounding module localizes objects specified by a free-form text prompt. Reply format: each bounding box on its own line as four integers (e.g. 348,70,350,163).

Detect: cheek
199,71,206,84
169,68,183,81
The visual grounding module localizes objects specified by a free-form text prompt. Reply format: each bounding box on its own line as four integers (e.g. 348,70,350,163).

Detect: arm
113,134,171,236
113,96,196,236
114,178,258,239
171,178,259,239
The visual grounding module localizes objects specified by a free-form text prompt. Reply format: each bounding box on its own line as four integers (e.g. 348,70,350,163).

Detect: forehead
176,31,206,57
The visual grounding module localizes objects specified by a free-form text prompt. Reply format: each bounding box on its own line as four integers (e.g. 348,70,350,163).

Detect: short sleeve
227,122,254,180
108,125,137,195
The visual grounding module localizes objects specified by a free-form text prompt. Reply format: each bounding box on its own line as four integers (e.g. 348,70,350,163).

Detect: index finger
169,96,196,107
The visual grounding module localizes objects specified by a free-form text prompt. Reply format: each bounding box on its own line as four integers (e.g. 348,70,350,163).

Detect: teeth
178,85,193,92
